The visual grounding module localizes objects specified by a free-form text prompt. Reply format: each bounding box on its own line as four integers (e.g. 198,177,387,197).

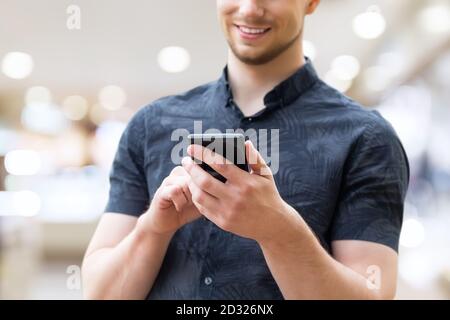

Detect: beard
227,28,302,65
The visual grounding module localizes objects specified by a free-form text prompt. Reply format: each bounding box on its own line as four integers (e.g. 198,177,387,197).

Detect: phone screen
187,133,248,182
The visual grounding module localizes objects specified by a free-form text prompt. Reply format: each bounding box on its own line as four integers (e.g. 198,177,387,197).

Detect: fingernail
182,156,191,166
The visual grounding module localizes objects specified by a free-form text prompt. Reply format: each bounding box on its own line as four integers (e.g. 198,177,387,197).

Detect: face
217,0,319,65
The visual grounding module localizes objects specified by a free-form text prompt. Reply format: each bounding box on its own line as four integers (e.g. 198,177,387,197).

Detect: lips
235,24,271,40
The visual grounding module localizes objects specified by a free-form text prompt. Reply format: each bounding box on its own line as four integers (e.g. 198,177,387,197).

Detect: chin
231,45,279,65
229,40,269,63
235,53,269,65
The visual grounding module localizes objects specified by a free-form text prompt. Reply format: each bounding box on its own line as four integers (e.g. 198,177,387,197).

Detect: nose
238,0,265,19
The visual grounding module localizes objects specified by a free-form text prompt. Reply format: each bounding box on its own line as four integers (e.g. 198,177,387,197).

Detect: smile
235,25,271,40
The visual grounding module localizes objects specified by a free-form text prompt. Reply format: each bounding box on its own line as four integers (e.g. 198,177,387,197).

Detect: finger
169,165,186,177
154,187,173,209
180,176,193,204
245,140,273,179
182,156,229,198
188,180,221,218
164,175,192,203
159,185,187,212
187,144,244,182
171,186,189,212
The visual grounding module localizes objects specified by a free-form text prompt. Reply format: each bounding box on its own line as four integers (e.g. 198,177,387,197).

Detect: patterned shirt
105,59,409,299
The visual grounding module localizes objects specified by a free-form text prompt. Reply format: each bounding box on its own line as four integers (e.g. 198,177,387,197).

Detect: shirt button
204,276,213,285
248,117,252,122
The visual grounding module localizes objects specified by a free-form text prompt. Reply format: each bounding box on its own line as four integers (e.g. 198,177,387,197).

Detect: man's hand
138,166,202,236
83,166,201,299
182,140,296,244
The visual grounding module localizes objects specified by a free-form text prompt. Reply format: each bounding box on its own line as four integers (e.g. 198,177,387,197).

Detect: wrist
135,210,176,241
133,223,174,260
257,202,308,250
129,217,175,266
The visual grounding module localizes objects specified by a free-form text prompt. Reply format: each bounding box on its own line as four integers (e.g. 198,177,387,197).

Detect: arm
182,140,401,300
258,208,398,299
82,166,201,299
82,212,173,300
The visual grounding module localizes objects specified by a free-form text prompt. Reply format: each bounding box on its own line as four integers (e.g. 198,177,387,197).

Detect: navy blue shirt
105,60,409,299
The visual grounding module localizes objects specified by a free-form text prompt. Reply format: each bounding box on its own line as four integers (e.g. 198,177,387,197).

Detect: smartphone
187,133,249,183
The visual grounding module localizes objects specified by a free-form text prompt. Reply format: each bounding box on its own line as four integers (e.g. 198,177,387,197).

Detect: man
82,0,409,299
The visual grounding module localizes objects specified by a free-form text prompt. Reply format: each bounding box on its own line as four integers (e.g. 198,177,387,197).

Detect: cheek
270,2,304,36
217,1,235,32
279,13,302,38
216,0,235,18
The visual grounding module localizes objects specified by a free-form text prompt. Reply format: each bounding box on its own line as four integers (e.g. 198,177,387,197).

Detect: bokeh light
98,85,127,111
4,149,41,176
1,51,34,79
62,95,89,121
352,6,386,39
157,46,191,73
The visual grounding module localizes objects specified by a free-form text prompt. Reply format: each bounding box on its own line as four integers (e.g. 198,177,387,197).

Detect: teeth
239,26,267,34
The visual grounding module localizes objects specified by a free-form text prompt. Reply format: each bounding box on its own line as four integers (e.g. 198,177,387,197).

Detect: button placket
198,222,218,298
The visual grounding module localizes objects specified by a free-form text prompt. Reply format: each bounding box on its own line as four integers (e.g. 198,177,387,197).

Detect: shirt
105,59,410,299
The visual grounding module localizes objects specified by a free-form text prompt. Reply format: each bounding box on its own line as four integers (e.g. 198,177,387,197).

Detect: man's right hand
137,166,202,236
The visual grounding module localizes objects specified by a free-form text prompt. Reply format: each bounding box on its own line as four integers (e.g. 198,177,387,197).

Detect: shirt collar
212,57,319,112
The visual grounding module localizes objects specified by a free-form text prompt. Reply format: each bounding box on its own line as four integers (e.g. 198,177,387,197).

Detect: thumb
245,140,273,178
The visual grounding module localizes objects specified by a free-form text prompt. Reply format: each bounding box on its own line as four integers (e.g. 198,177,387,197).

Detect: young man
82,0,409,299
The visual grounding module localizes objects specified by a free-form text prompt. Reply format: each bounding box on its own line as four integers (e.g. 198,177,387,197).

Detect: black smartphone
187,133,249,183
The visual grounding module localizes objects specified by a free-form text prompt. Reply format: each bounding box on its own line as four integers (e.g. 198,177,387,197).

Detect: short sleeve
104,107,149,217
330,113,410,252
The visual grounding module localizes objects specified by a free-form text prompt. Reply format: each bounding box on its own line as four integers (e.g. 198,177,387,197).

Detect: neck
227,37,305,116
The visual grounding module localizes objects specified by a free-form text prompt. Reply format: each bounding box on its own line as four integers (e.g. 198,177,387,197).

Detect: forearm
82,222,173,300
258,208,385,300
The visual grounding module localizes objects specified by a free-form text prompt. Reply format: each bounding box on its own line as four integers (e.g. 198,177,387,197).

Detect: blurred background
1,0,449,299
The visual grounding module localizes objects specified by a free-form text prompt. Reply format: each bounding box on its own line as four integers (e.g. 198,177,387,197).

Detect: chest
144,115,351,240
